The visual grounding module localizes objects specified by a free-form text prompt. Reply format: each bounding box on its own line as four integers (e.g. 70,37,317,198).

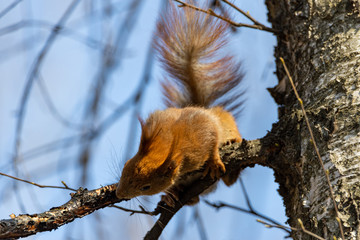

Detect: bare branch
0,20,104,49
111,204,157,216
193,207,208,240
221,0,262,26
0,172,76,192
144,175,217,240
0,184,119,239
174,0,279,34
0,136,281,239
0,0,22,19
257,219,326,240
203,199,290,234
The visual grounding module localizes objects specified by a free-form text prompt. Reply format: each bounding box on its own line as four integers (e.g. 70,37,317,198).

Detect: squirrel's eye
140,185,151,191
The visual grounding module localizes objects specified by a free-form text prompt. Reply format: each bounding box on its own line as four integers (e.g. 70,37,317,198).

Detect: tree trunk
265,0,360,239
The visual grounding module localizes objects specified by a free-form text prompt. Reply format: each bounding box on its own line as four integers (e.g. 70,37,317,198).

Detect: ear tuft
138,117,151,153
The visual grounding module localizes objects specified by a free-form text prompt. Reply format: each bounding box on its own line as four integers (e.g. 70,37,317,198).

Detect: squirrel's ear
138,117,151,153
138,117,163,154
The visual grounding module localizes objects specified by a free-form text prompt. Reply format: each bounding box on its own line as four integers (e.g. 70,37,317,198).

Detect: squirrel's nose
115,183,133,200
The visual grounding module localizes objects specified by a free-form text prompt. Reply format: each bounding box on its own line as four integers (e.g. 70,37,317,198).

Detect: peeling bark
265,0,360,239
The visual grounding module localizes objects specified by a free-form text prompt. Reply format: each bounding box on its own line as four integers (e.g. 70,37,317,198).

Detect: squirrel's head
115,152,176,200
116,118,177,200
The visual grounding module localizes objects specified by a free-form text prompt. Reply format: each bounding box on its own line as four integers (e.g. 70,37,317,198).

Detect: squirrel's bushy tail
155,1,244,115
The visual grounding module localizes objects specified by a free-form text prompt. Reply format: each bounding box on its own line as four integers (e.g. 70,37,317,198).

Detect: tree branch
0,0,23,19
0,137,281,239
0,184,119,239
174,0,279,34
0,172,76,191
204,200,290,234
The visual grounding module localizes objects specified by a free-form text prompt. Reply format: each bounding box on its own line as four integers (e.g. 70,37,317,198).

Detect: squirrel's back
155,1,244,115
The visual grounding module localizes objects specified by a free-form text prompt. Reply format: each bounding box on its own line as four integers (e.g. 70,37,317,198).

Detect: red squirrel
116,1,243,206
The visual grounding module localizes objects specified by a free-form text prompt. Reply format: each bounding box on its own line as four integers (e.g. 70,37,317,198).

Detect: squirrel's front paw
203,157,226,179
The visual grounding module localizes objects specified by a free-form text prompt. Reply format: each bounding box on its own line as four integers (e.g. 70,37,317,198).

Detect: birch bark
265,0,360,239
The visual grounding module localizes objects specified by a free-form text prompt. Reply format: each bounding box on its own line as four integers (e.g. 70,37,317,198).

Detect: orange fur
116,1,243,205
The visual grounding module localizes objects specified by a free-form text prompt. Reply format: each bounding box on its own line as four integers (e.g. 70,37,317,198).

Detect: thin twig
239,178,254,211
257,219,325,240
0,0,23,19
280,57,345,240
204,200,290,234
211,0,237,32
221,0,260,26
193,206,208,240
0,172,76,191
111,204,157,216
0,20,104,49
174,0,279,34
